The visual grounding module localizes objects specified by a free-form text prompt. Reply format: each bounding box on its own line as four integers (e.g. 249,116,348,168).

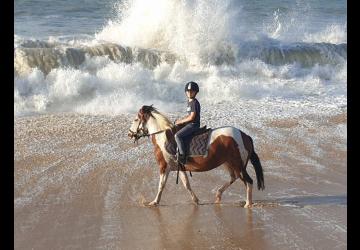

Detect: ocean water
14,0,347,117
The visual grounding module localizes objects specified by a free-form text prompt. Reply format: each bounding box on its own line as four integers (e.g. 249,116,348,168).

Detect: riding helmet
184,81,199,92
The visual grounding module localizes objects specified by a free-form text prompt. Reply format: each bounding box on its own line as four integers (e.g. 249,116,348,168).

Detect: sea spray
95,0,236,66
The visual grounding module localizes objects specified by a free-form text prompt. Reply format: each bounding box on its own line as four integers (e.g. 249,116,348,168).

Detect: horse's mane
151,110,174,130
142,105,174,130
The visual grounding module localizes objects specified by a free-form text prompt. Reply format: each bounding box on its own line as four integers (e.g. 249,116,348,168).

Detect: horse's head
128,105,155,142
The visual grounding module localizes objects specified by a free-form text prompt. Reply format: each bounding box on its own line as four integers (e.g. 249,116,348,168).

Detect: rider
175,81,201,165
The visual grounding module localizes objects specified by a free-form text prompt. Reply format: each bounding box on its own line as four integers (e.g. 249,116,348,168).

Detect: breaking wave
14,39,346,75
15,43,177,75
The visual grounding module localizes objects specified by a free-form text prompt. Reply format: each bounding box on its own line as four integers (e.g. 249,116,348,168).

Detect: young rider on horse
174,81,201,165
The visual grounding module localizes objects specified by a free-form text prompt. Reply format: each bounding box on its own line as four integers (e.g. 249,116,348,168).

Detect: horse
128,105,265,208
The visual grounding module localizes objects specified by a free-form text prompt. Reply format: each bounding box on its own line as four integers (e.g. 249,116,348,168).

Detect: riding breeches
174,123,199,155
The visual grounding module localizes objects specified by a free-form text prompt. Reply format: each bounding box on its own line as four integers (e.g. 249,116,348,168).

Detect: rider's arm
175,111,196,125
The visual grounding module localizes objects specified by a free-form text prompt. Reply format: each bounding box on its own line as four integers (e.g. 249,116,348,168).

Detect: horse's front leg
179,171,199,205
148,168,170,206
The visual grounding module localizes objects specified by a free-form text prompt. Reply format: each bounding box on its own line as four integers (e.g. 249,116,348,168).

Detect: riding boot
176,152,187,165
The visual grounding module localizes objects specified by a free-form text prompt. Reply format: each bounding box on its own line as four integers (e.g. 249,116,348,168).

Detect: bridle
128,109,150,143
128,107,169,143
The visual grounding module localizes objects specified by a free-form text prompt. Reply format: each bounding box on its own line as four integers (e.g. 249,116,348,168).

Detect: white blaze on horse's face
128,117,142,138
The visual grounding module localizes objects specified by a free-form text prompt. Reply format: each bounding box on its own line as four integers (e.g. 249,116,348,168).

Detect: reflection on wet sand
104,203,271,249
155,205,200,249
141,204,268,250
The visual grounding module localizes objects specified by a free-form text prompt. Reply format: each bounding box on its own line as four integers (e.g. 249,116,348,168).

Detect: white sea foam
14,55,346,117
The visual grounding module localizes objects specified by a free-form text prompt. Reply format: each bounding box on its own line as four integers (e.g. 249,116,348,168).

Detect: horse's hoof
147,201,158,207
244,202,252,208
192,197,199,205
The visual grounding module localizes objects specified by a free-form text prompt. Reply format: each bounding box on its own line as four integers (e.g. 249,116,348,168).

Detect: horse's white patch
209,126,248,165
146,115,177,170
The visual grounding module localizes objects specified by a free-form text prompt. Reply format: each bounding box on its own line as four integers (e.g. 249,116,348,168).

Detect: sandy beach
14,110,346,249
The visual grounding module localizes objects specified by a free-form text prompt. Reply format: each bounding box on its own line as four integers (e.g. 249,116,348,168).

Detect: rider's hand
175,119,181,125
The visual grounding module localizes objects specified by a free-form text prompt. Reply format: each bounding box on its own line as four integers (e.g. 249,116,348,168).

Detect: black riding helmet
184,81,199,93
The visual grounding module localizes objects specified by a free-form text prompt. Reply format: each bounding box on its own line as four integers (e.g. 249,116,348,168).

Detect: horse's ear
150,104,153,107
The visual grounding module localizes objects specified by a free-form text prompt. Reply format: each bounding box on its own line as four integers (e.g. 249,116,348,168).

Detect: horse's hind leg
179,171,199,205
215,164,237,203
243,170,253,208
228,158,254,208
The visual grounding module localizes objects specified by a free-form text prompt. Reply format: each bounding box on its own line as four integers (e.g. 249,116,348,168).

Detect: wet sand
14,111,346,249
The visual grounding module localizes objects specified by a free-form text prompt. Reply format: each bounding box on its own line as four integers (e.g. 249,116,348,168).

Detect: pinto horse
128,105,265,208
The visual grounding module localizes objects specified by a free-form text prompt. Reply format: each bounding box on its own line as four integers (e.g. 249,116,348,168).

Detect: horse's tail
249,137,265,190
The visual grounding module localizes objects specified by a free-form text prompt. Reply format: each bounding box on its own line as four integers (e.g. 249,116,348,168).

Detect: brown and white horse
128,105,265,208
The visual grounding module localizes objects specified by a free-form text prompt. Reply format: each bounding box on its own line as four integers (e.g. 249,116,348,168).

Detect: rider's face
186,90,196,99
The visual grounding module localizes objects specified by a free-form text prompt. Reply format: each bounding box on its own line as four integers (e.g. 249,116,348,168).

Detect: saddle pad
165,129,212,157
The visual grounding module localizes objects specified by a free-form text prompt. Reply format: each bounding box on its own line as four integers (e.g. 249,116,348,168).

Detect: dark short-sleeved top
187,98,201,127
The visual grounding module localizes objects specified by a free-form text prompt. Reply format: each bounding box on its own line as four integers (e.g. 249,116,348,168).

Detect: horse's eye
135,118,139,122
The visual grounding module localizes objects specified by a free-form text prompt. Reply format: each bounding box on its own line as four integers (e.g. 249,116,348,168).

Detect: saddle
165,125,212,157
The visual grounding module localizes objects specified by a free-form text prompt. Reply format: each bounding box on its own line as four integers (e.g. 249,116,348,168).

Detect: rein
148,129,167,136
129,128,168,143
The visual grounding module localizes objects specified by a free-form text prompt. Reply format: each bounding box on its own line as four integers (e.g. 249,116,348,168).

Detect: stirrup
180,154,187,165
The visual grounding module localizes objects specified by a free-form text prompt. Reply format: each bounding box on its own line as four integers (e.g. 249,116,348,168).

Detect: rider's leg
174,123,199,163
